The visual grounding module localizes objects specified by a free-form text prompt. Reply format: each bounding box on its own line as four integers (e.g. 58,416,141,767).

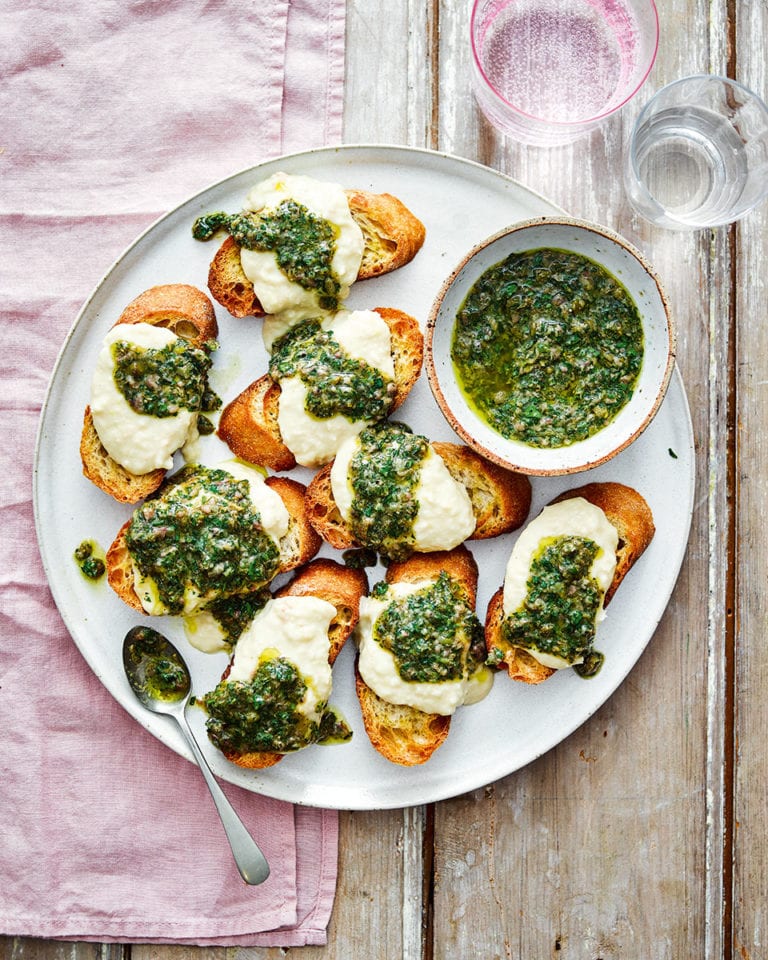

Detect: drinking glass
624,75,768,229
470,0,659,146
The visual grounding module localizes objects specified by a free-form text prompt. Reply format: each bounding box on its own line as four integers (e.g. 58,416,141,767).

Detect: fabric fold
0,0,347,947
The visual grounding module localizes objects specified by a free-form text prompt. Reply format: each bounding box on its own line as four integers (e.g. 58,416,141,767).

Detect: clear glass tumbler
470,0,659,146
624,75,768,229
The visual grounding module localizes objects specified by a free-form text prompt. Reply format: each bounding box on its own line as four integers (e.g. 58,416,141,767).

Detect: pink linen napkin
0,0,346,947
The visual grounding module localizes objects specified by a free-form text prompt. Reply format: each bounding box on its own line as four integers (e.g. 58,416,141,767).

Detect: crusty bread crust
485,588,554,684
550,482,655,604
355,674,451,766
207,237,263,319
485,481,655,685
81,407,166,504
344,190,426,279
218,559,369,770
114,283,218,347
217,307,424,471
304,465,354,550
355,546,478,766
431,443,532,540
263,475,322,572
106,519,143,613
305,443,532,554
218,377,297,472
80,284,218,502
384,546,479,604
105,474,321,612
205,189,426,318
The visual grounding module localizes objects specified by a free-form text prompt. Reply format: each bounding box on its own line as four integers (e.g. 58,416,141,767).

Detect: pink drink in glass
471,0,659,145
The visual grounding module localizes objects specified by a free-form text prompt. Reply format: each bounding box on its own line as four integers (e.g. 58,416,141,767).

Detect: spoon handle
176,709,271,886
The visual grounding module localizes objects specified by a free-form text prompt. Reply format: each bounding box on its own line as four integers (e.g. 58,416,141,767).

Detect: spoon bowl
122,626,270,885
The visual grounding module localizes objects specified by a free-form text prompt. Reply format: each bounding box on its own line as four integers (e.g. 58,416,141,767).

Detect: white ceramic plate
34,145,694,810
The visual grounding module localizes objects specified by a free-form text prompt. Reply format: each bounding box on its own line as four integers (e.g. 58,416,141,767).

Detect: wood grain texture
732,3,768,959
430,0,732,957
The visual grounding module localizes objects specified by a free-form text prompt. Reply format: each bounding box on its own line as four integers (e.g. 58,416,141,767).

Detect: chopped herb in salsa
203,656,351,754
501,535,603,665
192,200,342,311
451,248,644,448
347,422,429,561
205,589,271,646
125,465,281,615
373,572,486,684
270,318,394,423
74,539,106,581
342,547,379,570
573,649,605,678
123,626,190,703
111,337,220,418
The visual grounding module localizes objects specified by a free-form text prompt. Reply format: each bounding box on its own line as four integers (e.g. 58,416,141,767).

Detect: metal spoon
122,625,270,885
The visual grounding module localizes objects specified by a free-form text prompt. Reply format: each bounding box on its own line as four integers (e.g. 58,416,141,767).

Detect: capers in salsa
501,534,603,666
111,337,220,419
125,465,281,614
346,422,429,561
203,657,352,754
74,540,106,581
193,199,342,311
451,248,644,449
269,318,393,423
123,625,190,704
372,572,486,684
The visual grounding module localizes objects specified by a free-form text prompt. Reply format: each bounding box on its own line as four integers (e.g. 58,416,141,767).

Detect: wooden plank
430,1,730,957
731,3,768,959
0,943,125,960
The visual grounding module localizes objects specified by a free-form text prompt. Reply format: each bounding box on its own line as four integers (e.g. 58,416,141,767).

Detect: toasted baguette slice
206,190,426,318
355,546,478,766
305,442,532,553
485,482,655,685
112,283,218,346
80,284,218,503
105,475,321,614
81,407,167,503
220,559,369,770
345,190,427,279
217,307,424,471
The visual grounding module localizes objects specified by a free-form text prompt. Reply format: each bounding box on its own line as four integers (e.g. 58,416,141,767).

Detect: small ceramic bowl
426,217,675,476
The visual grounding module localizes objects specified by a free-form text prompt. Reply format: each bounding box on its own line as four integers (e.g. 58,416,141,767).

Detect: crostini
106,462,321,616
217,306,424,471
80,284,219,503
201,559,368,769
485,482,655,684
355,546,492,765
305,421,532,561
193,172,426,323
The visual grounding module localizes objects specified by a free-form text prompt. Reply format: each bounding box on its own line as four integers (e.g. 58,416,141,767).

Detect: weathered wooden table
7,2,767,958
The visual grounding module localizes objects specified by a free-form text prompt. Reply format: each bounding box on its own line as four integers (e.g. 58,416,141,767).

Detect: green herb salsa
192,200,342,311
347,422,429,561
125,465,280,615
73,540,106,581
501,535,603,667
123,626,189,703
203,657,351,754
269,318,394,423
372,572,486,684
451,248,644,448
112,337,220,418
205,589,272,647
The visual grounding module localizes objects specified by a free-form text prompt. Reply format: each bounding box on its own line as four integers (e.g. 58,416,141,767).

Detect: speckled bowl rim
425,216,677,477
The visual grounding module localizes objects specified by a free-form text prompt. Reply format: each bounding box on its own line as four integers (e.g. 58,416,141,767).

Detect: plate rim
32,143,696,810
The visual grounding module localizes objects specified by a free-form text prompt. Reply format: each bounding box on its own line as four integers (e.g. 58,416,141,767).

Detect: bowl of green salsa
426,217,675,476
